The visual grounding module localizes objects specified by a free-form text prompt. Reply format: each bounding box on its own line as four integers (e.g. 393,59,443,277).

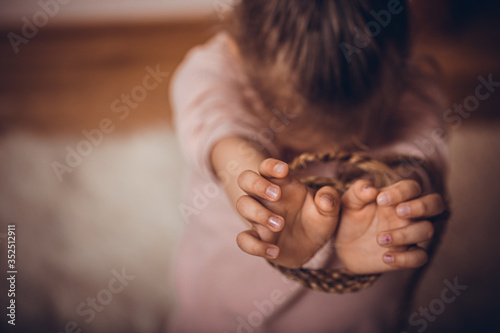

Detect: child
171,0,447,332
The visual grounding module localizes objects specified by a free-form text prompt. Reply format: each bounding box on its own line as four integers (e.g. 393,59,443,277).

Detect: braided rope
289,151,403,193
268,151,442,294
268,262,381,294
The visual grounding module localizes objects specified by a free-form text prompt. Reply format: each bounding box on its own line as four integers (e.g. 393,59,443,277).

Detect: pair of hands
235,158,445,274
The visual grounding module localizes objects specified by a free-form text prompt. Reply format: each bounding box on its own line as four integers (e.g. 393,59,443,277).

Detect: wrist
210,136,267,206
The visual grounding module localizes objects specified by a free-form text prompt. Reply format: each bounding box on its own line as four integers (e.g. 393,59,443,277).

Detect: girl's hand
336,179,445,274
375,179,446,264
235,158,340,268
376,179,446,225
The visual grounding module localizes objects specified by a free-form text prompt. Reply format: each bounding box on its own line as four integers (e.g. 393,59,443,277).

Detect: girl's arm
212,139,342,266
210,136,269,207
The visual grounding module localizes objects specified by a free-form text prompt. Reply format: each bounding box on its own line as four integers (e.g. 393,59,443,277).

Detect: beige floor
0,2,500,332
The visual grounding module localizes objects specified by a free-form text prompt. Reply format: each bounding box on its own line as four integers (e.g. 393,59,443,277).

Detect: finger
378,221,434,247
382,247,428,268
377,179,422,206
236,195,284,232
341,179,379,210
238,170,281,201
395,193,446,219
236,230,280,259
314,186,340,217
258,158,289,179
308,186,340,239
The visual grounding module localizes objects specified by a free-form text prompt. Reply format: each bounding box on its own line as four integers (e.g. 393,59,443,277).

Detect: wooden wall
0,19,219,134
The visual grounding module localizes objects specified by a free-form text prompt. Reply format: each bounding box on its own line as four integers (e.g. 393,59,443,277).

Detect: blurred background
0,0,499,332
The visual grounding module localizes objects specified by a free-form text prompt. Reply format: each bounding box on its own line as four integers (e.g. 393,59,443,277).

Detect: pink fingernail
321,195,335,207
266,186,279,200
383,254,394,263
268,216,282,229
378,234,391,245
378,193,391,205
266,247,279,258
274,162,286,174
397,205,411,217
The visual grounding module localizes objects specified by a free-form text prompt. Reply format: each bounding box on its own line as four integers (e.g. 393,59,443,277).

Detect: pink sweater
170,32,448,333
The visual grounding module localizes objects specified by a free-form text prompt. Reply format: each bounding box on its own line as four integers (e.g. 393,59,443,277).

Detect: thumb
314,186,340,217
342,179,379,210
307,186,340,243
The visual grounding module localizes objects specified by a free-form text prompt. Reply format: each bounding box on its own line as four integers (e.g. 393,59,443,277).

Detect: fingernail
274,162,286,174
397,205,411,217
321,195,335,207
383,254,394,263
268,216,283,229
266,186,279,200
266,247,279,258
378,234,391,245
377,193,391,205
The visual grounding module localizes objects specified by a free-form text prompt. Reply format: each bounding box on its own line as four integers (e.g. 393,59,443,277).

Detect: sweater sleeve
170,33,279,179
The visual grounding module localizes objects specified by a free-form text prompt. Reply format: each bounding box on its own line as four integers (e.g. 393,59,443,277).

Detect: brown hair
230,0,414,148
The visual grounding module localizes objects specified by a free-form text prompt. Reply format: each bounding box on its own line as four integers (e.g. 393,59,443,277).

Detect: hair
230,0,416,148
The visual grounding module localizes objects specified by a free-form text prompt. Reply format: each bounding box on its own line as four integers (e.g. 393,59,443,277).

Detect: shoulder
172,32,241,86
